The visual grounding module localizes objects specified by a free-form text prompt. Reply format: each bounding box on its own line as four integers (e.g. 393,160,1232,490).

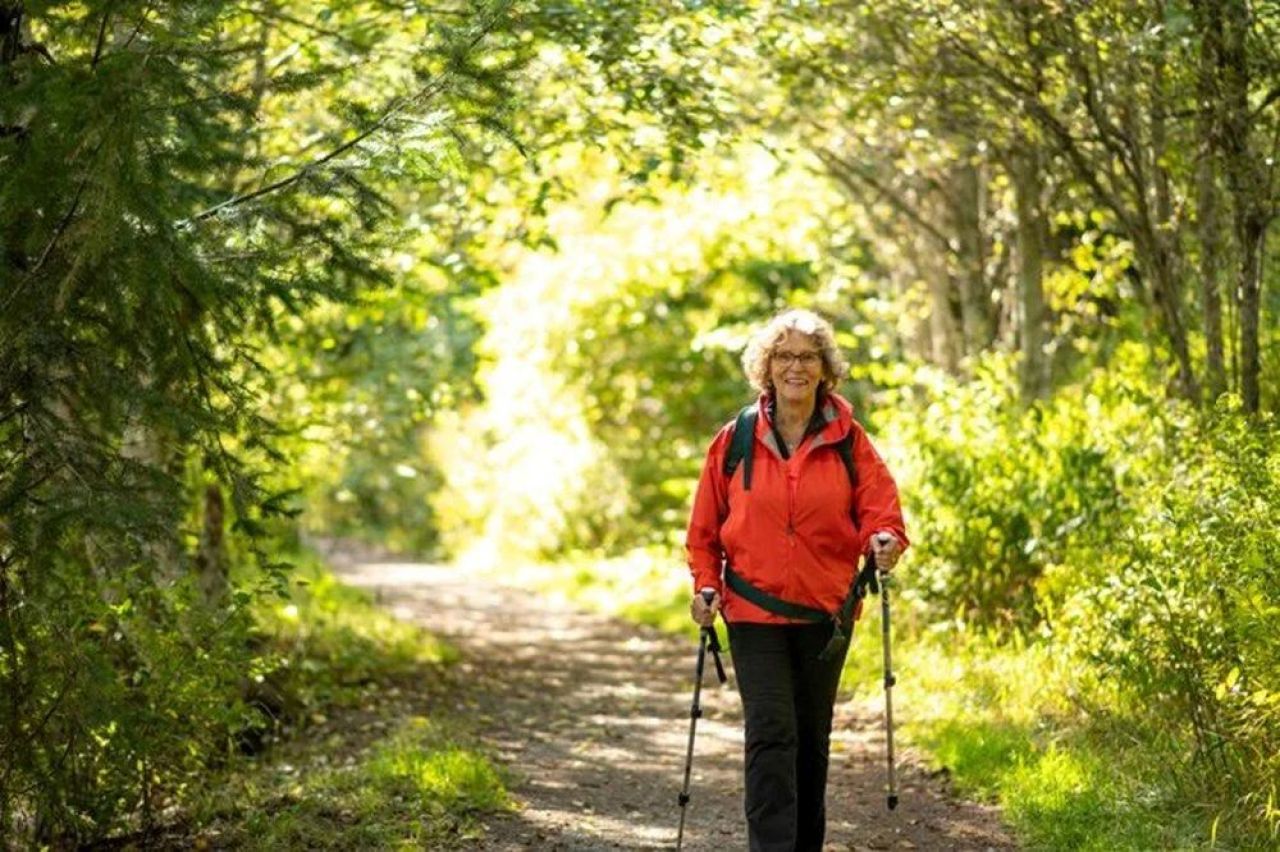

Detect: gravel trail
324,544,1016,851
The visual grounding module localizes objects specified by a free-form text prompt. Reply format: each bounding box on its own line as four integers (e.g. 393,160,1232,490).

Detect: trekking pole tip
887,794,898,810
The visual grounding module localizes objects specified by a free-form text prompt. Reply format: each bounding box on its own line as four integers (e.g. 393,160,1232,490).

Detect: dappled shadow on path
323,545,1015,851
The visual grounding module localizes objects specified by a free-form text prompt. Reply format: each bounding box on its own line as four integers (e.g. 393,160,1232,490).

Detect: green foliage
543,163,856,554
880,353,1131,626
557,264,769,550
425,145,851,561
1063,397,1280,836
0,1,530,840
270,282,488,557
1,1,740,843
0,557,254,845
536,326,1279,848
2,0,1277,847
878,351,1280,844
186,548,502,848
900,634,1221,851
193,716,508,849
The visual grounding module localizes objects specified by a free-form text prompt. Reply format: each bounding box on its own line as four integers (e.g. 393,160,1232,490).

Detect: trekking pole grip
872,533,895,569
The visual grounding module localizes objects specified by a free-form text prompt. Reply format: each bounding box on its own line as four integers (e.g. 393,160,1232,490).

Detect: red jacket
685,391,908,624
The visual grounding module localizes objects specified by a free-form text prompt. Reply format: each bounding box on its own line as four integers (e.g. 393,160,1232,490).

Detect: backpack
718,401,878,660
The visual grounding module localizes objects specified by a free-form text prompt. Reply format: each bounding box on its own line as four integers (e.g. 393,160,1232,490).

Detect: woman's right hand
690,588,721,627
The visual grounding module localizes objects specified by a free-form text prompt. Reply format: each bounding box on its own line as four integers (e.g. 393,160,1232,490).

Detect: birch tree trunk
1012,143,1046,400
1194,4,1228,402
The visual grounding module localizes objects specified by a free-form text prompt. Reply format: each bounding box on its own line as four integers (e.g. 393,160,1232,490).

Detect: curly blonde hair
741,309,848,395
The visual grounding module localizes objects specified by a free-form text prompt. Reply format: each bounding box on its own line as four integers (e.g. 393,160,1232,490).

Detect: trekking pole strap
704,626,728,684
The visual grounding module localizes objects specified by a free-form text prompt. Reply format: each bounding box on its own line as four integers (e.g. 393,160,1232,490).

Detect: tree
1192,0,1280,413
929,0,1278,410
0,0,742,841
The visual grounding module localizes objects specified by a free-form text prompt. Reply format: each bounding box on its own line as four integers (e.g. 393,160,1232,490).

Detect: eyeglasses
772,350,822,369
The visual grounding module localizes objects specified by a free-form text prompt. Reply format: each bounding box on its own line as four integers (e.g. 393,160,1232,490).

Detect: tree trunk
1135,231,1199,401
1196,133,1227,403
1143,9,1198,403
1012,143,1046,400
120,416,184,584
1194,1,1228,403
195,483,228,608
1215,0,1270,413
916,226,961,374
1237,224,1264,413
1,4,22,69
951,158,992,358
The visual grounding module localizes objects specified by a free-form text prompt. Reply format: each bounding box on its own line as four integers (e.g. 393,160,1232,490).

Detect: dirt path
323,544,1016,851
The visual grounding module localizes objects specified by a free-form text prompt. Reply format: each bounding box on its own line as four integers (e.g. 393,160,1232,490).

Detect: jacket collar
757,387,853,457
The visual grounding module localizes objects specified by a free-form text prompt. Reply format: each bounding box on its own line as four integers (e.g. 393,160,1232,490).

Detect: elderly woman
685,308,908,851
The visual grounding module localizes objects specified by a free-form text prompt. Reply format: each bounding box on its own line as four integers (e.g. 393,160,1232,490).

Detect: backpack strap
722,404,759,490
724,565,829,623
725,402,858,494
834,429,858,492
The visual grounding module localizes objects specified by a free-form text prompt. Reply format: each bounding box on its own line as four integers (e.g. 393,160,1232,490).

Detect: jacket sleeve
684,425,733,594
851,421,910,555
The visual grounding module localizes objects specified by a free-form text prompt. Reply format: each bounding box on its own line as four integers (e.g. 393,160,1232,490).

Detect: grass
251,546,459,710
885,633,1226,851
181,543,511,849
194,716,512,849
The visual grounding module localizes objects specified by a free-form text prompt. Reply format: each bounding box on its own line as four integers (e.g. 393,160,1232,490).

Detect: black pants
728,621,849,852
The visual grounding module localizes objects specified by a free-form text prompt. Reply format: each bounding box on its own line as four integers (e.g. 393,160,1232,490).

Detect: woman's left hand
871,531,902,572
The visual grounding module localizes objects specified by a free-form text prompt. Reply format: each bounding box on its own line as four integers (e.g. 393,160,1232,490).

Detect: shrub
880,353,1131,627
1,548,254,845
1062,398,1280,835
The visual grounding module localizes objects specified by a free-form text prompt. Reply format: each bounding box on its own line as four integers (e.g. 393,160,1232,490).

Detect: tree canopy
1,0,1277,846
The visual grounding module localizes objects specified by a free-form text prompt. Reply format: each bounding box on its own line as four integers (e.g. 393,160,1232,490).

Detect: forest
2,1,1278,849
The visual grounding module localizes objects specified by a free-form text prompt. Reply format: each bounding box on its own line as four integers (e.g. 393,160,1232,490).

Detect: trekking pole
873,533,899,810
676,590,727,851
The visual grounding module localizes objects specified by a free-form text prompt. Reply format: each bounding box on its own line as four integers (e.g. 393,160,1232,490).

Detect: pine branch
33,179,89,273
91,4,112,68
176,78,448,228
242,4,367,52
179,12,502,228
0,172,93,319
120,2,154,53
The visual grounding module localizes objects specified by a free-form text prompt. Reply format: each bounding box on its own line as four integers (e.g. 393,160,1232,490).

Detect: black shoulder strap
722,404,758,490
834,430,858,491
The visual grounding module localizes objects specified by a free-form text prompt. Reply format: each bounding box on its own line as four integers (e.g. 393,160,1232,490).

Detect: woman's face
769,330,823,407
